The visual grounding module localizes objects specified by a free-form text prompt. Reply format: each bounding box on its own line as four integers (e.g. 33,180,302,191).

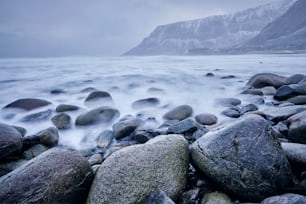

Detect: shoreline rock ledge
86,134,189,204
190,114,293,202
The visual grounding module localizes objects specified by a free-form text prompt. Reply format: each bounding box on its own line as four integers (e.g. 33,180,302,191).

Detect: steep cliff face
124,0,296,55
241,0,306,51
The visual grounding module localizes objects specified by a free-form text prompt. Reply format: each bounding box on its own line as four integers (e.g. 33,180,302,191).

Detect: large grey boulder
262,105,306,122
281,142,306,171
287,110,306,143
75,106,120,126
0,147,94,204
0,123,23,160
190,115,293,202
3,98,51,111
86,134,189,204
246,73,287,89
261,193,306,204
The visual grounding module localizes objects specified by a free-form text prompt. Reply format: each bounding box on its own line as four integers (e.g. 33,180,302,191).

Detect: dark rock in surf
295,82,306,95
23,127,59,148
215,98,241,107
56,104,79,112
51,113,71,129
241,89,264,96
0,147,94,204
23,144,48,160
21,109,52,122
85,91,113,102
221,107,240,118
288,96,306,105
205,73,214,77
281,142,306,172
50,89,66,95
190,115,293,202
0,123,23,160
167,118,198,134
247,73,287,89
75,106,119,126
195,113,218,125
113,117,142,139
221,75,236,79
143,190,175,204
287,110,306,143
261,193,306,204
86,135,189,204
132,97,160,109
163,105,193,121
274,85,297,101
240,104,258,115
81,87,97,93
262,105,306,123
286,74,305,85
96,130,113,149
3,98,51,111
12,126,27,137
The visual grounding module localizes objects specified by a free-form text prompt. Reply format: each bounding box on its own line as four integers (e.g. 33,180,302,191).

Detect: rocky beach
1,55,306,203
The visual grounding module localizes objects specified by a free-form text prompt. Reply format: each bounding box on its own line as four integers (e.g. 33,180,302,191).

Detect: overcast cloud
0,0,275,57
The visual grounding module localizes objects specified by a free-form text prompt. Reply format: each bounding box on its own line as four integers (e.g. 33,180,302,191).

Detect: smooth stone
287,110,306,143
143,189,175,204
247,73,287,89
281,142,306,172
91,164,100,174
274,85,298,101
51,113,71,129
75,106,120,126
241,89,264,96
88,153,103,166
23,144,48,160
113,118,142,139
133,129,160,143
285,74,305,85
12,126,27,137
261,86,277,95
195,113,218,125
21,109,52,122
262,105,306,123
201,192,232,204
0,159,28,177
96,130,113,149
261,193,306,204
85,91,113,103
190,115,293,202
167,118,198,134
240,104,258,115
0,147,94,204
205,72,214,77
55,104,79,112
221,107,240,118
221,75,236,79
132,97,160,109
163,105,193,121
273,121,288,136
0,123,23,160
86,135,189,204
147,87,165,94
295,83,306,95
50,89,65,94
215,98,241,107
288,96,306,105
3,98,51,111
23,127,59,148
81,87,97,93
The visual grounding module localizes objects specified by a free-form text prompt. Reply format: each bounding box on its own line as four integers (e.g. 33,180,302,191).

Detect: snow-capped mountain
241,0,306,51
124,0,296,55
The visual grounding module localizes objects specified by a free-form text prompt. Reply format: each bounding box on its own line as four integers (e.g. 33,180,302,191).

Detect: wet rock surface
3,98,51,111
0,123,23,160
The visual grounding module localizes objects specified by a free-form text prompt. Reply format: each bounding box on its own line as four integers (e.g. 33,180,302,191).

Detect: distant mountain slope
241,0,306,51
124,0,296,56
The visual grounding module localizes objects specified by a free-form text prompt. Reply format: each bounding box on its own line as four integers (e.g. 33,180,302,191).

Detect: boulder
288,96,306,105
281,142,306,172
21,109,52,122
246,73,287,89
215,98,241,107
3,98,51,111
195,113,218,125
142,190,175,204
167,118,198,134
201,192,232,204
75,106,119,126
261,193,306,204
51,113,71,129
0,147,94,204
190,115,293,202
163,105,193,121
23,127,59,148
85,91,113,102
132,97,160,109
221,107,240,118
287,111,306,143
262,105,306,123
113,117,142,139
86,134,189,204
285,74,305,85
295,83,306,95
0,123,23,160
274,85,297,101
240,104,258,115
56,104,79,112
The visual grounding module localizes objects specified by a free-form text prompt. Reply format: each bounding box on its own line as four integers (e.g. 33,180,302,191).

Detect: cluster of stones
1,72,306,203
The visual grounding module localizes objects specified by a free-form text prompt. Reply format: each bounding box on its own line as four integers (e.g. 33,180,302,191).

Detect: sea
0,54,305,149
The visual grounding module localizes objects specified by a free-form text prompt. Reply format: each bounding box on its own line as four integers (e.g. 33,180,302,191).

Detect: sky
0,0,276,57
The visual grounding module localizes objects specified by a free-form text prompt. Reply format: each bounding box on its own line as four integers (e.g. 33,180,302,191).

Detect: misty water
0,55,305,149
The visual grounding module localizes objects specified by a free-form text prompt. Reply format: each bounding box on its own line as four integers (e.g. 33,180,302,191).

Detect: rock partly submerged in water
163,105,193,121
287,110,306,143
0,147,94,204
132,97,160,109
190,115,293,202
86,134,189,204
84,91,113,106
195,113,218,125
51,113,71,129
56,104,79,112
3,98,51,111
246,73,287,89
0,123,23,160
